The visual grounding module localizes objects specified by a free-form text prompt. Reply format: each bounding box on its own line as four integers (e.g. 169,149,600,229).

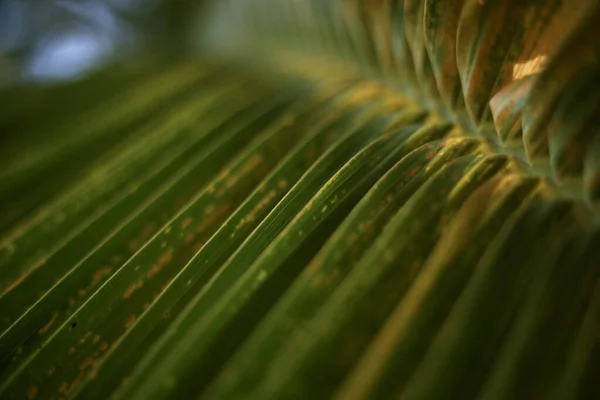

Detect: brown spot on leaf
218,154,264,196
68,347,75,355
125,315,136,329
408,166,421,177
92,267,112,285
196,205,230,234
193,241,206,253
281,114,295,126
181,217,193,229
184,232,196,244
347,233,358,245
147,251,173,278
4,275,26,294
307,146,317,161
66,377,81,395
141,224,156,239
99,341,109,352
128,240,139,252
38,312,58,334
80,357,95,370
123,283,138,299
241,190,277,229
311,269,341,289
26,386,38,399
59,383,68,393
306,259,321,273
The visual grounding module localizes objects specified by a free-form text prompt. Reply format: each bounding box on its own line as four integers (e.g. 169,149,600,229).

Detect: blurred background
0,0,206,86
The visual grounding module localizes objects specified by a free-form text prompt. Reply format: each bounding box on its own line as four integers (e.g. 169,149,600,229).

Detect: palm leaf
1,1,600,399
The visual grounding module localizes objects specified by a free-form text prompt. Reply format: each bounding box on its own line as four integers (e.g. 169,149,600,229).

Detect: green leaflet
2,0,600,398
0,62,215,189
0,82,307,399
335,173,546,399
561,260,600,400
0,63,222,233
361,0,396,76
455,0,586,129
249,153,509,399
0,77,278,329
401,198,584,399
333,0,380,71
522,2,600,166
488,76,535,148
404,0,447,115
204,121,454,398
0,59,181,156
114,105,421,400
480,226,600,400
585,129,600,207
0,73,260,294
0,81,298,370
423,0,466,112
205,0,600,201
547,68,600,182
70,81,373,399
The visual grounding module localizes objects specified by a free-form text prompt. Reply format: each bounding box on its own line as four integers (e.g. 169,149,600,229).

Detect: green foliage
1,1,600,399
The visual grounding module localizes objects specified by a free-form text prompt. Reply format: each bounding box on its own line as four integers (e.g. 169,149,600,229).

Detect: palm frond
1,1,600,399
